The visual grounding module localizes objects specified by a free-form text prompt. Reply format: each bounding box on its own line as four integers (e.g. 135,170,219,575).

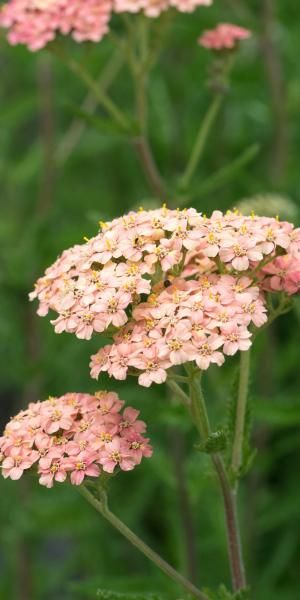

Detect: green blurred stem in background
179,93,224,191
79,485,209,600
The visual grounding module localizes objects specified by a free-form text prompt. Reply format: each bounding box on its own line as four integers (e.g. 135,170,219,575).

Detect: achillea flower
199,23,251,51
0,392,152,486
0,0,112,50
261,255,300,296
30,207,300,385
0,0,212,50
114,0,212,17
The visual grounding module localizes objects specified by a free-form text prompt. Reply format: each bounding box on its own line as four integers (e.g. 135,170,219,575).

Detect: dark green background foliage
0,1,300,598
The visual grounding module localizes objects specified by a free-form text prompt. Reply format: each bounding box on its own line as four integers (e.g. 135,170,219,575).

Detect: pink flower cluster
0,0,112,50
199,23,251,51
114,0,212,18
30,207,300,385
0,0,212,50
0,392,152,486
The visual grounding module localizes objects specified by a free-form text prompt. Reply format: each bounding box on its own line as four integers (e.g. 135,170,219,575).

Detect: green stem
132,136,167,200
180,94,223,190
50,45,129,131
187,370,247,592
231,350,251,476
212,456,247,591
79,485,209,600
189,373,210,439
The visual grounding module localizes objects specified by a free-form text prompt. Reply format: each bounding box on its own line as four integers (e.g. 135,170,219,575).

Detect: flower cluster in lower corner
0,392,152,487
0,0,212,51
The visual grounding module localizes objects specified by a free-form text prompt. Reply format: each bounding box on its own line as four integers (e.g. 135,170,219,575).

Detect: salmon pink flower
100,438,136,473
194,334,224,370
221,324,252,356
38,452,69,488
261,255,300,295
66,452,101,485
0,0,112,50
2,447,39,480
199,23,251,51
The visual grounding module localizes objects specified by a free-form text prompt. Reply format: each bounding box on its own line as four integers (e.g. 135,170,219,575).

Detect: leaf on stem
195,430,227,454
204,584,250,600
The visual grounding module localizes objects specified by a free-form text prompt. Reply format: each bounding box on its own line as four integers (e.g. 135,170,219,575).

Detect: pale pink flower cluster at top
0,391,152,486
30,207,300,386
0,0,212,51
199,23,251,50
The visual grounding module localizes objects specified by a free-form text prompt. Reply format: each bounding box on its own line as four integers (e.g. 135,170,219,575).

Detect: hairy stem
231,350,251,476
79,485,209,600
212,456,246,591
187,370,247,592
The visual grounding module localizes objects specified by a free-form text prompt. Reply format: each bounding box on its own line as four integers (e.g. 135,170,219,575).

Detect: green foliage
205,585,250,600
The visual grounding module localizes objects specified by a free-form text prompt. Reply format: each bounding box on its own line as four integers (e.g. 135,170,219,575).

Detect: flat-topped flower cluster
0,391,152,486
0,0,212,50
30,207,300,386
199,23,251,50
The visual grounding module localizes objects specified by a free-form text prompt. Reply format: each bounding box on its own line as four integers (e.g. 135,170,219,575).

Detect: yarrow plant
2,205,299,598
1,2,299,599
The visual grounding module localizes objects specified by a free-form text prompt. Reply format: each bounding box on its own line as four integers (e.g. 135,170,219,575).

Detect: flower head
30,207,300,386
0,0,112,51
199,23,251,51
0,0,212,50
0,392,152,486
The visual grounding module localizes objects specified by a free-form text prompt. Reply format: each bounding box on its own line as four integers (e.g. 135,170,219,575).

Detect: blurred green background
0,1,300,598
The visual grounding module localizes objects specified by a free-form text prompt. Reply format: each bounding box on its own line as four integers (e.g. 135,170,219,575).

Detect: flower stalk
186,368,247,592
231,349,251,478
79,484,209,600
